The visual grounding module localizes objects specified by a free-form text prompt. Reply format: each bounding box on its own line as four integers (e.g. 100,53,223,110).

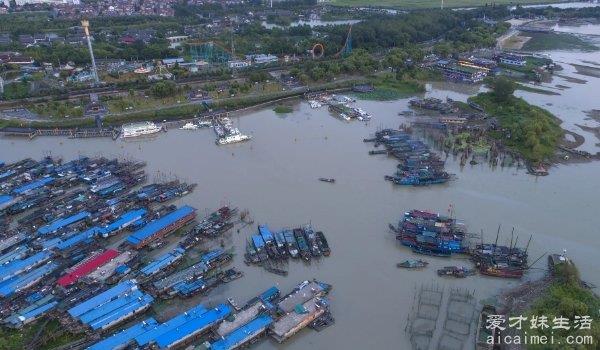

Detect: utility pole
81,19,99,85
441,0,444,9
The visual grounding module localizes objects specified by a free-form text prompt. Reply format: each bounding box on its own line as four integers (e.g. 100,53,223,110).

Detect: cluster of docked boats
391,210,467,257
409,97,459,114
470,240,529,279
245,225,330,265
328,104,372,122
365,128,450,186
392,209,531,279
213,117,252,145
180,206,237,249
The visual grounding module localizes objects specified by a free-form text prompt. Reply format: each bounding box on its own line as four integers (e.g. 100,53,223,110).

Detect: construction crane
81,19,100,85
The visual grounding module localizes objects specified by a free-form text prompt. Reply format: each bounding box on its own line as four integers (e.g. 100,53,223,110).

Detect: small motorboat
437,266,475,278
318,178,335,183
397,259,429,269
180,122,198,130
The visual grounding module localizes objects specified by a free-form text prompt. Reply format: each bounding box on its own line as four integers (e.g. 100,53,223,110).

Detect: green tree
150,80,176,98
491,76,515,102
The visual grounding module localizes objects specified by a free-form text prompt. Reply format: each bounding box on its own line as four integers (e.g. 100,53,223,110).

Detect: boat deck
277,281,325,313
271,297,325,343
216,301,264,337
87,251,133,282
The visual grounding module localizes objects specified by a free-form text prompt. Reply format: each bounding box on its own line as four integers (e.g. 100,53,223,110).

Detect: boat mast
524,234,533,254
494,224,501,248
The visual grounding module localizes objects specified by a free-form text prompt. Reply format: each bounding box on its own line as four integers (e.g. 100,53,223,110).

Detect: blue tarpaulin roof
88,318,158,350
258,225,273,242
37,211,91,235
0,170,16,180
252,235,264,249
0,251,52,282
201,249,224,264
68,280,138,318
87,294,154,330
134,303,208,346
12,177,54,194
126,206,195,245
210,314,273,350
154,304,231,349
0,195,13,205
140,247,185,276
55,227,99,251
99,209,147,237
260,286,280,302
0,262,58,297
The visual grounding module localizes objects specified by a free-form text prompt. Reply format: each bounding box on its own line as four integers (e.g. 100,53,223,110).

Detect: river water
1,47,600,350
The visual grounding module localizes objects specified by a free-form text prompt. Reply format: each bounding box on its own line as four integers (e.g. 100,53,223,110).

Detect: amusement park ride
312,24,353,59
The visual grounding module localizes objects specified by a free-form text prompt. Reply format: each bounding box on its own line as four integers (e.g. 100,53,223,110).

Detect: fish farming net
407,285,476,350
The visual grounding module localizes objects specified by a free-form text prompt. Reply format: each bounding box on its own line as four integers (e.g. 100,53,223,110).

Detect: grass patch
357,73,425,101
273,105,293,114
330,0,563,9
515,83,560,95
469,92,563,162
523,263,600,348
523,32,598,52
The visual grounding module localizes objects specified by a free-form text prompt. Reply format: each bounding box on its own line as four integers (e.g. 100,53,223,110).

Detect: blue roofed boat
99,209,147,238
126,205,196,248
258,225,274,243
12,176,54,195
37,211,91,235
133,303,209,346
88,318,158,350
153,304,231,349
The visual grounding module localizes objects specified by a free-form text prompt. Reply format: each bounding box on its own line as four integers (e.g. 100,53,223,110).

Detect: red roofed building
57,249,119,287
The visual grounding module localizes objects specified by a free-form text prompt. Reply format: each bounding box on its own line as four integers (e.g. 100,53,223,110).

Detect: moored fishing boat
437,266,475,278
397,259,428,269
283,229,299,258
294,228,311,261
303,225,322,257
315,231,330,256
479,263,524,279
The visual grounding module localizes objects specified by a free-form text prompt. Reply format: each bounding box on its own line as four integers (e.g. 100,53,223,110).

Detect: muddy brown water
1,49,599,350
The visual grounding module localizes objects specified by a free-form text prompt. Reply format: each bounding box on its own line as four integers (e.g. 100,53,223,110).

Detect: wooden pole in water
509,227,514,252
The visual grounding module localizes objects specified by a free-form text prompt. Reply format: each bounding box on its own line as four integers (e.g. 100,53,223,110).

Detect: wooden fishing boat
397,259,428,269
318,178,335,183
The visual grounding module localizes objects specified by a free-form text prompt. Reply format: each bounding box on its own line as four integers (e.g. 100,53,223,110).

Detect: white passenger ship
121,121,162,138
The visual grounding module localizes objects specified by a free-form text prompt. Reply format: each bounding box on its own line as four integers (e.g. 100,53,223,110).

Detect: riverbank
498,259,600,346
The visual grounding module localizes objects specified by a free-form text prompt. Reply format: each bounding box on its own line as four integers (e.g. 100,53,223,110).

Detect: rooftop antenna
81,19,100,85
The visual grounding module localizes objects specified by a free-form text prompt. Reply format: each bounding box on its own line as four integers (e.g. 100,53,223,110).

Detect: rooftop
126,205,195,245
